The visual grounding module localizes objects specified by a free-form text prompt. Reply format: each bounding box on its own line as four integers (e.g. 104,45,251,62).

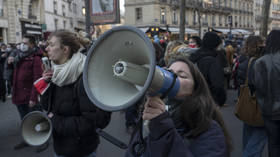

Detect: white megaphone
21,111,52,146
83,25,181,112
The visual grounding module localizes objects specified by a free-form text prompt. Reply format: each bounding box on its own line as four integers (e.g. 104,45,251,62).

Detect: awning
164,27,198,34
233,29,251,34
214,28,239,34
138,27,150,33
26,30,42,35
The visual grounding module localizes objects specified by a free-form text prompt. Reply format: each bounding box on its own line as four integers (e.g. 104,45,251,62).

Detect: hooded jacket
254,53,280,119
189,49,226,106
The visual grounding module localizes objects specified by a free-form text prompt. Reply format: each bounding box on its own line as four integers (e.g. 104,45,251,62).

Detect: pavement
0,89,268,157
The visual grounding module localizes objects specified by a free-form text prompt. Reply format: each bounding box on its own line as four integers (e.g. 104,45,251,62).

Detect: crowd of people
0,28,279,157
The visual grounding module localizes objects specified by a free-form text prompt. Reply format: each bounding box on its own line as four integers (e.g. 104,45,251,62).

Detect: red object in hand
34,77,50,95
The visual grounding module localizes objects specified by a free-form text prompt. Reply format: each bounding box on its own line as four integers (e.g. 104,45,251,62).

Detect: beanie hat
201,32,222,49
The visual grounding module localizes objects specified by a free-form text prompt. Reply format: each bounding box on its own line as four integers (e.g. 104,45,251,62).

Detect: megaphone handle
96,128,128,149
160,71,178,99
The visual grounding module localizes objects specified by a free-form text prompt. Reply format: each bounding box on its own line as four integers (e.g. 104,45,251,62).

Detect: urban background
0,0,279,44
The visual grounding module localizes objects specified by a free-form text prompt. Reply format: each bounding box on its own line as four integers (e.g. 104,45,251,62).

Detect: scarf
51,52,86,87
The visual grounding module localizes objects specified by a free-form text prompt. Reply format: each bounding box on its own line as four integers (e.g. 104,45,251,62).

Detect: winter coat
0,50,6,94
236,55,257,95
12,49,42,105
189,49,226,106
40,75,111,157
254,53,280,119
3,50,14,81
125,112,227,157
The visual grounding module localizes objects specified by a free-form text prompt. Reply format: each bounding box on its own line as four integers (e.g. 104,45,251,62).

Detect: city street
0,89,268,157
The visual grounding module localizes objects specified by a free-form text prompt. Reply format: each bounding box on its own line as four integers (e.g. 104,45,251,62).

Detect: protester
7,35,44,150
236,35,267,157
126,54,232,157
188,36,201,48
189,32,227,107
0,43,7,101
40,30,111,157
3,44,14,98
254,30,280,157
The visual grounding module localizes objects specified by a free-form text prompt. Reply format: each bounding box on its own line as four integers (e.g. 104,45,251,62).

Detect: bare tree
179,0,186,41
260,0,272,37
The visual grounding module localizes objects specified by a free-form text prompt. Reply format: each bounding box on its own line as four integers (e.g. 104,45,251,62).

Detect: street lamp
82,7,86,16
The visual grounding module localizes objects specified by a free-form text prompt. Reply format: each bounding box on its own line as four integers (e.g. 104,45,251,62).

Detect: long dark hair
265,30,280,54
168,56,233,156
242,35,263,58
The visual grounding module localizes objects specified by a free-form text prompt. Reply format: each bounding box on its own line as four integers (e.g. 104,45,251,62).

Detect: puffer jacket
125,112,227,157
254,53,280,119
40,76,111,157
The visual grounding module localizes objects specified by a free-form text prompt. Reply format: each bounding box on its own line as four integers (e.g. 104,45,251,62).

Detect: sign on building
90,0,120,25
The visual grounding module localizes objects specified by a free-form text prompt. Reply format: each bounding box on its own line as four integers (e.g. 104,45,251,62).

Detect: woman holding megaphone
125,55,232,157
40,30,111,157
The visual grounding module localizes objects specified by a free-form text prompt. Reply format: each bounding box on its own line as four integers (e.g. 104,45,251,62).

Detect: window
172,10,178,24
62,4,66,16
212,14,216,26
219,15,222,26
234,16,237,27
193,10,196,25
63,20,66,29
185,12,189,25
73,3,77,14
68,1,72,12
70,17,73,28
135,7,142,21
160,8,166,24
54,19,58,30
54,0,58,14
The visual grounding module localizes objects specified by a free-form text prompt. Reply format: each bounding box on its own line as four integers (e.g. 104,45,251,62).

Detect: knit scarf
51,52,86,87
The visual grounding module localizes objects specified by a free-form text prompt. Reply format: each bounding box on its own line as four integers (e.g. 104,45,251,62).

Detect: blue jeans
54,151,96,157
242,123,267,157
263,118,280,157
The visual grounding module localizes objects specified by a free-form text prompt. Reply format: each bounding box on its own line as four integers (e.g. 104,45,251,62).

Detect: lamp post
84,0,91,39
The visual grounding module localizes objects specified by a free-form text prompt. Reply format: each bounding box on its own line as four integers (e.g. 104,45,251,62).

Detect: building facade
125,0,254,37
44,0,86,34
254,0,280,35
0,0,86,44
1,0,45,43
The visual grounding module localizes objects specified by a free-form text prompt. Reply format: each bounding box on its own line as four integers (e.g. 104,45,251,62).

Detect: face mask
189,44,196,48
6,48,11,52
20,43,29,52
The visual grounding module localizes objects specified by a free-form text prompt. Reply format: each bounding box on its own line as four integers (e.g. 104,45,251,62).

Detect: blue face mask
20,43,29,52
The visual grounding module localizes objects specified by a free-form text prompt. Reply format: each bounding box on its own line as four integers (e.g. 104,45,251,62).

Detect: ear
63,45,70,54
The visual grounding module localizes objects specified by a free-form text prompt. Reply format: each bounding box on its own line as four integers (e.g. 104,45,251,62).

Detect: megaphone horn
83,25,181,112
21,111,52,146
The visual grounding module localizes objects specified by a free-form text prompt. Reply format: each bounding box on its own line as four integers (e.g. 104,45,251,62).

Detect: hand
7,56,14,64
142,96,166,120
29,101,36,108
42,69,53,82
48,112,54,118
1,53,7,58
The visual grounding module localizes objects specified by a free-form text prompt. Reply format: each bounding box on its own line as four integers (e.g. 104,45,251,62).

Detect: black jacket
254,53,280,119
41,76,111,157
189,48,226,106
236,55,257,95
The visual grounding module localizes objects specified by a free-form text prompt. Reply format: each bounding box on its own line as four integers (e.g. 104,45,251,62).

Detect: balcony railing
28,14,37,20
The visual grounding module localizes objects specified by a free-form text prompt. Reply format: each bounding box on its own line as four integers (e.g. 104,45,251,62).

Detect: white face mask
20,43,29,52
6,48,11,52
